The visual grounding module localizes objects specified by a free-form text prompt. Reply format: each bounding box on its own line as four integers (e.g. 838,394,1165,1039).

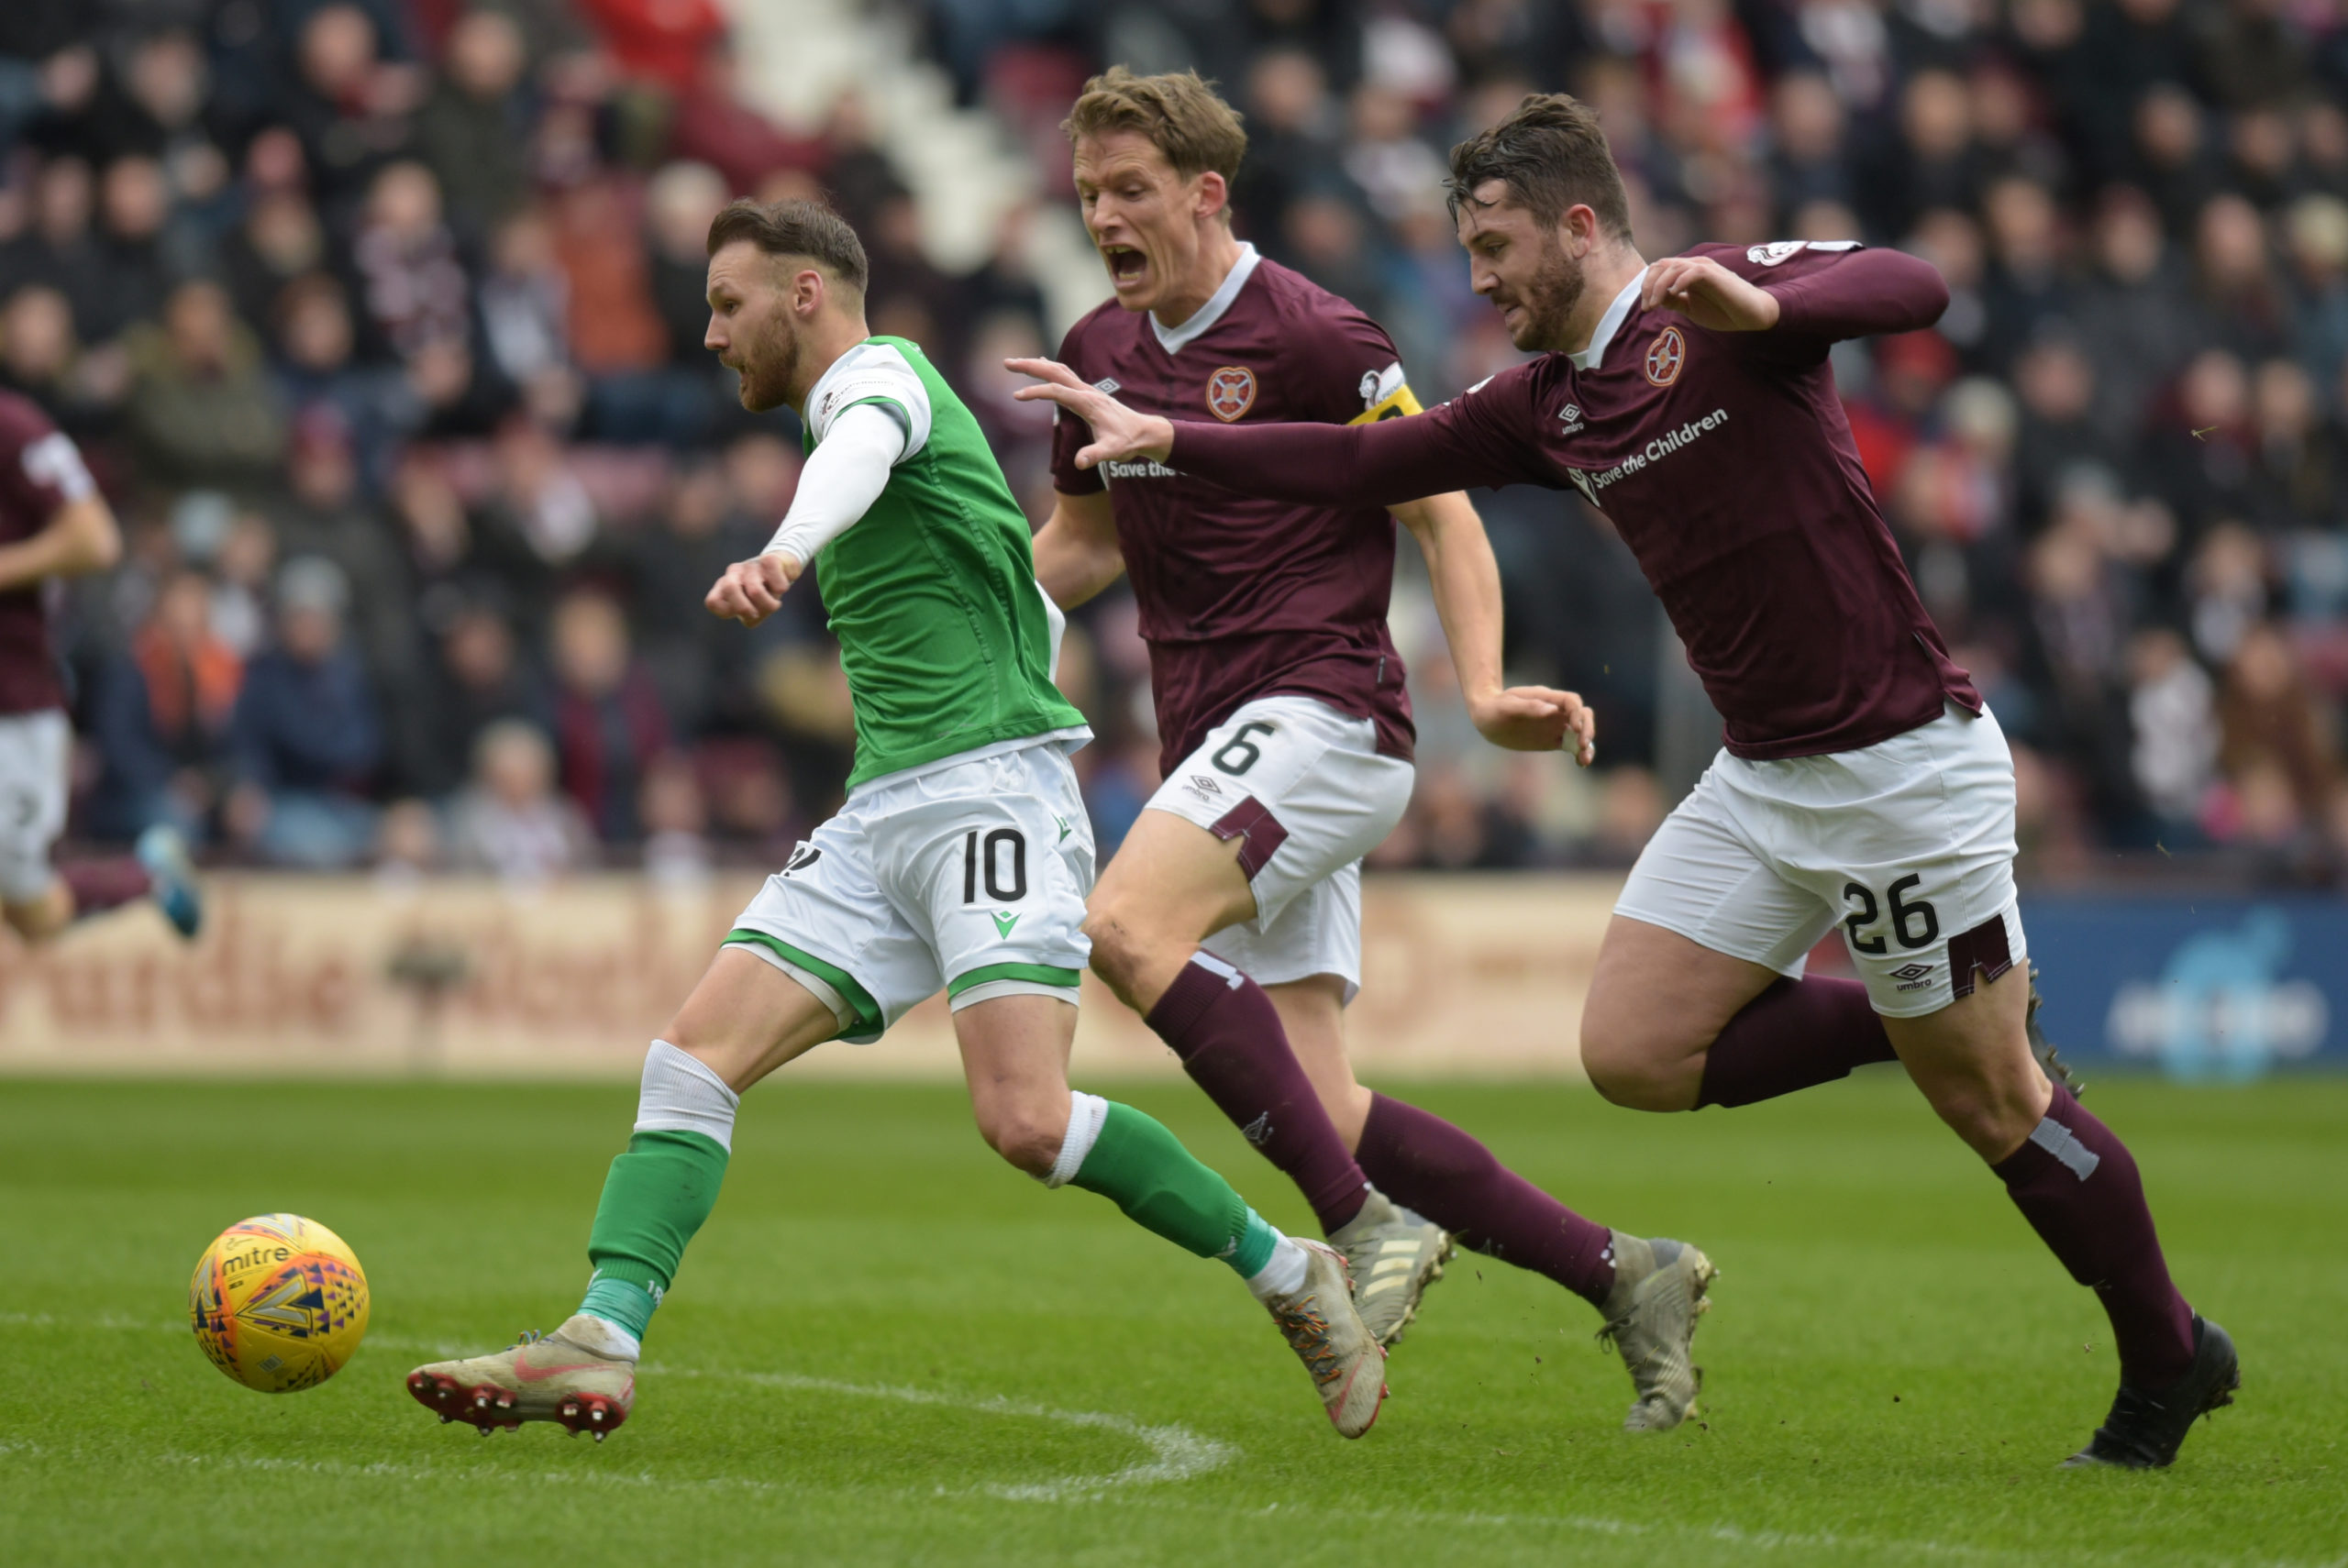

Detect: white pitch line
0,1312,1235,1501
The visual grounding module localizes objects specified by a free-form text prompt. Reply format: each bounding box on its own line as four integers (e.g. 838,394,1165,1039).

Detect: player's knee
1918,1071,2043,1162
1080,902,1155,999
973,1098,1064,1178
1578,1013,1694,1111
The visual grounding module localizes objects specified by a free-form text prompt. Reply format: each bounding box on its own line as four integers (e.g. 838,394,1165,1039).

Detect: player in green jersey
405,198,1390,1441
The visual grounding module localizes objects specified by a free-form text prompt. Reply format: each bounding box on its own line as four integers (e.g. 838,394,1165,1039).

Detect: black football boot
2064,1316,2239,1469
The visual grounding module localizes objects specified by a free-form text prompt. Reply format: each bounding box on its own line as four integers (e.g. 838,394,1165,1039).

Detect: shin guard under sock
1992,1084,2197,1387
1697,976,1898,1108
580,1043,738,1341
1144,953,1369,1231
1065,1099,1275,1275
1354,1092,1618,1307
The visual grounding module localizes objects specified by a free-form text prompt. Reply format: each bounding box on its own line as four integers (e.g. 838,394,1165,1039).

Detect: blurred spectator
228,557,383,867
351,161,470,365
87,569,242,841
124,279,285,492
2129,626,2218,834
639,752,713,888
546,589,669,842
448,718,594,883
415,9,533,237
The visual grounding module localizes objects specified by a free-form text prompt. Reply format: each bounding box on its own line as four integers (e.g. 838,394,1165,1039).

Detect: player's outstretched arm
1644,248,1948,341
1010,357,1507,509
1032,488,1125,609
705,402,904,629
0,494,122,593
1394,491,1596,765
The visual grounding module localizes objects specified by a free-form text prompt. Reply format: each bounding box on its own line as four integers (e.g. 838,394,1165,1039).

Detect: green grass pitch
2,1072,2342,1566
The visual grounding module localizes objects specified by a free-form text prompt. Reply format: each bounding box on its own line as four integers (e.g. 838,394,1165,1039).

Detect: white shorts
725,739,1094,1043
1616,703,2028,1018
1145,696,1414,998
0,710,68,903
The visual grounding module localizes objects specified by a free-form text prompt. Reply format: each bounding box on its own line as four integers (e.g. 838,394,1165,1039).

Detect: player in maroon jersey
1015,94,2235,1470
0,392,203,944
1029,70,1717,1431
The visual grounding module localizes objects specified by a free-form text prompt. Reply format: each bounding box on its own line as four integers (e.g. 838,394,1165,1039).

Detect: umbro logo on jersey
783,843,822,874
1092,378,1121,394
1889,962,1935,991
1557,402,1585,435
991,911,1022,937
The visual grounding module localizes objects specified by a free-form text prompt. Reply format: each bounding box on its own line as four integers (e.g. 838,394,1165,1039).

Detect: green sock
577,1129,729,1340
1071,1101,1279,1276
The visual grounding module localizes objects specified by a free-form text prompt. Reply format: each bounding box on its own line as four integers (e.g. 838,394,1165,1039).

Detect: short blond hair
1063,67,1247,191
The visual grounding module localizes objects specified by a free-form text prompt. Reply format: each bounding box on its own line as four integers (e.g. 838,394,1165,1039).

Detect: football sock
1144,952,1370,1231
578,1042,738,1350
60,858,152,920
1354,1092,1618,1308
1058,1095,1284,1281
1696,976,1898,1108
1991,1083,2198,1388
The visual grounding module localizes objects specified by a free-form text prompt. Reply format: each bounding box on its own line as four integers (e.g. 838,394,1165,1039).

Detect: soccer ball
188,1214,370,1393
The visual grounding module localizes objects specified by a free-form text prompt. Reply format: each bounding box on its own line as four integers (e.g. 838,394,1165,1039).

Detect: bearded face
731,299,802,413
1510,229,1588,353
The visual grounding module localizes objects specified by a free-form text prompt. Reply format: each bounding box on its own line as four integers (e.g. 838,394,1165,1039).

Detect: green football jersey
799,336,1087,788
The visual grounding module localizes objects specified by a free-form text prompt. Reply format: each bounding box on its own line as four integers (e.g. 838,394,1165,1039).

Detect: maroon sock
1696,976,1899,1108
61,858,152,921
1144,954,1369,1231
1992,1084,2197,1387
1354,1092,1618,1307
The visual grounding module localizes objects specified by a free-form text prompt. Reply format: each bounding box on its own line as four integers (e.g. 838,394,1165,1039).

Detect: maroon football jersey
1051,248,1419,773
0,392,85,714
1162,242,1981,761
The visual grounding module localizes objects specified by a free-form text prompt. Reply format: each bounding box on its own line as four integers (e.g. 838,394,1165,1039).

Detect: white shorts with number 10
1616,702,2028,1018
1144,696,1415,1000
724,736,1094,1043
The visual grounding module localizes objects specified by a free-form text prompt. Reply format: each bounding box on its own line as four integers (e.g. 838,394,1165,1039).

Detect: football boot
135,824,203,940
1597,1231,1716,1432
1265,1240,1388,1438
1328,1189,1452,1348
405,1315,636,1440
2064,1316,2239,1469
2026,965,2084,1098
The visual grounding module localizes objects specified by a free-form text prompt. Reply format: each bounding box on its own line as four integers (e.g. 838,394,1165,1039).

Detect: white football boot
1265,1240,1389,1438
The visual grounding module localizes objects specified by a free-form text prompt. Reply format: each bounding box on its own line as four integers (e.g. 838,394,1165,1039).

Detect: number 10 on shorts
962,829,1027,904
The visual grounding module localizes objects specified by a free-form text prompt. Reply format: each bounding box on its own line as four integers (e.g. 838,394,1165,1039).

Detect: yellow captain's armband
1347,384,1423,425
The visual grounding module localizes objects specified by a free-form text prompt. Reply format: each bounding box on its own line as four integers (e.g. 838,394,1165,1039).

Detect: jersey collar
1569,266,1649,370
1151,243,1262,357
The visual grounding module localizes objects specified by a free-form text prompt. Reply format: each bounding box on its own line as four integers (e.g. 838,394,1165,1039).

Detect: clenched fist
705,552,803,628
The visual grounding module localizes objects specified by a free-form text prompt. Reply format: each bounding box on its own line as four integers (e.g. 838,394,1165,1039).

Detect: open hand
705,552,802,628
1007,358,1177,469
1640,256,1781,333
1469,685,1598,765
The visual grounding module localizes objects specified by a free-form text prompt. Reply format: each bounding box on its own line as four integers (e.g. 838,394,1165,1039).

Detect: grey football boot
1328,1189,1453,1347
2026,966,2084,1098
406,1315,637,1439
1597,1231,1717,1431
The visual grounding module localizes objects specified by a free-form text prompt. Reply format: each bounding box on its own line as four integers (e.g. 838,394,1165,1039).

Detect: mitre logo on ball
1206,367,1257,421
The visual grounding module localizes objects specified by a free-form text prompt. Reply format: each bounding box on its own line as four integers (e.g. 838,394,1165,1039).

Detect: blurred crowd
6,0,2348,886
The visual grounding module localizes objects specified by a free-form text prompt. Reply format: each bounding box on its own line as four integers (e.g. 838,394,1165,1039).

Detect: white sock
561,1312,642,1363
632,1039,740,1151
1043,1091,1110,1188
1245,1234,1312,1301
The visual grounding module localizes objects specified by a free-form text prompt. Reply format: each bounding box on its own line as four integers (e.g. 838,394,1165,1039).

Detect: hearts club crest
1644,326,1687,388
1206,366,1257,421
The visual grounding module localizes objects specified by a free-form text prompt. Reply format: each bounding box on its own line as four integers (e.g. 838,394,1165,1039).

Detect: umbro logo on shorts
1187,775,1223,797
1889,962,1935,991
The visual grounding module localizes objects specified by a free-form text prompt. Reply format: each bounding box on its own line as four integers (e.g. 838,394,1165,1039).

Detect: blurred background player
0,392,200,944
1030,69,1713,1432
405,197,1390,1443
1016,94,2236,1473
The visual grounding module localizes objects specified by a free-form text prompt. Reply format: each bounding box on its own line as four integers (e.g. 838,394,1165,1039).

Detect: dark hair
1445,94,1633,239
1062,66,1247,188
705,197,869,293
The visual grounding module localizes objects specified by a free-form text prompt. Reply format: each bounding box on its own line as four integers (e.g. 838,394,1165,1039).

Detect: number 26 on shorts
1841,873,1940,955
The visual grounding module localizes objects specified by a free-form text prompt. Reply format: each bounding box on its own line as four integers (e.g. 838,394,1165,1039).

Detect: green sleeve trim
724,929,884,1036
947,960,1083,998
